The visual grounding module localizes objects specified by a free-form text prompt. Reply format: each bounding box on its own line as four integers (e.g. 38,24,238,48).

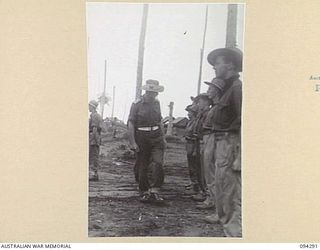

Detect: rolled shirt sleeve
127,102,138,125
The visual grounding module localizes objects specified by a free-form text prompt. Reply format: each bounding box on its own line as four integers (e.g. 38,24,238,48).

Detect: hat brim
197,93,210,99
185,104,198,113
89,103,98,108
207,48,243,72
204,81,223,91
142,85,164,92
186,108,198,113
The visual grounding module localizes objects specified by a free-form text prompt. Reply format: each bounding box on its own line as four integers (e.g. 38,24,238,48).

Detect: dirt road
88,135,224,237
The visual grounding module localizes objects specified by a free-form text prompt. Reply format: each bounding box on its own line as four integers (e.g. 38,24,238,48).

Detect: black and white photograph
87,3,244,237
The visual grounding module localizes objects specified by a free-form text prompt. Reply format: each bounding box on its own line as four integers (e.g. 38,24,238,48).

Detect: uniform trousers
214,132,241,237
186,139,199,189
202,133,216,204
135,129,165,193
89,144,100,174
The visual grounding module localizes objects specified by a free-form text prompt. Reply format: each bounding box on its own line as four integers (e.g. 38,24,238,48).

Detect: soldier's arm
230,84,242,131
128,121,136,144
230,84,242,171
159,121,165,136
91,114,102,143
158,103,167,146
92,126,99,143
159,121,167,148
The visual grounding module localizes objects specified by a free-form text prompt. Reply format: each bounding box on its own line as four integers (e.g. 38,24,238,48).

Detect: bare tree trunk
226,4,238,48
135,4,149,100
197,5,208,95
101,60,107,118
111,86,115,119
166,102,174,136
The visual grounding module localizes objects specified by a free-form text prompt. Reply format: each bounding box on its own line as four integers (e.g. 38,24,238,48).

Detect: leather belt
137,126,159,131
185,136,197,141
202,130,213,136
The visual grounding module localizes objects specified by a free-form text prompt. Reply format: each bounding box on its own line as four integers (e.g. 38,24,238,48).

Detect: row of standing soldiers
183,47,242,237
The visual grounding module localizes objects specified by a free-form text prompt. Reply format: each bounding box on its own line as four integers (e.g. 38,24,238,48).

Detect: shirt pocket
214,100,232,125
137,108,149,123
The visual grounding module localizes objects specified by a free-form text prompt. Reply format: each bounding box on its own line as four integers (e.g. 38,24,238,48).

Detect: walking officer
89,100,104,181
207,47,243,237
127,79,166,203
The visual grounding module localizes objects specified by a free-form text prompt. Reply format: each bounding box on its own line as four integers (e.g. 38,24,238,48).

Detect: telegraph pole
100,60,107,118
166,102,174,136
226,4,238,48
197,5,208,95
111,86,115,119
135,4,149,100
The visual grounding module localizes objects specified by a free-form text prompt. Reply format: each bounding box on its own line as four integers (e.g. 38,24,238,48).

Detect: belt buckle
138,126,159,131
138,127,151,131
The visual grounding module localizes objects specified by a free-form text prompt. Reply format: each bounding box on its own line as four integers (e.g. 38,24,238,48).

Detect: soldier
89,100,104,181
196,78,225,211
206,47,243,237
191,93,212,202
127,79,166,203
184,103,200,194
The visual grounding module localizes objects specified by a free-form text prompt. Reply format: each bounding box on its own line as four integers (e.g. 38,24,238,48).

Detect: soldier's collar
142,95,158,103
225,73,240,82
220,73,240,92
201,106,210,112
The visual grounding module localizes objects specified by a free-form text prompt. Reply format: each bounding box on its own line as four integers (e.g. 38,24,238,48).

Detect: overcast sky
86,3,244,121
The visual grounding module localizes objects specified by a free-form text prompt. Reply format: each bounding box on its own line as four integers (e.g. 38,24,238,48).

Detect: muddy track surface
89,136,225,237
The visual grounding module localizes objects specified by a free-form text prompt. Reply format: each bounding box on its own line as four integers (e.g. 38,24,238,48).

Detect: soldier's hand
130,143,140,152
232,145,241,171
163,139,167,149
232,155,241,171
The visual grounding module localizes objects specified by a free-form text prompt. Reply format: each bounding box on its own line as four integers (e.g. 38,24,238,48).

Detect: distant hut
162,116,189,136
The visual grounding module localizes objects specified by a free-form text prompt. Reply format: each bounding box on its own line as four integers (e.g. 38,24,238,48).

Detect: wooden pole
166,102,174,136
111,86,115,119
197,5,209,95
135,4,149,100
100,60,107,118
226,4,238,48
122,98,128,122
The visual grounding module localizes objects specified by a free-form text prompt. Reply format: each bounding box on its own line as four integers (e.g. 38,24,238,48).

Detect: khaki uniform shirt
211,74,242,132
128,95,162,128
89,111,103,145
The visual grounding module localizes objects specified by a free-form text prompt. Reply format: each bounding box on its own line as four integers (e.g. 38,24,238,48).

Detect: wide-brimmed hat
190,96,197,102
190,93,211,103
197,93,213,106
89,100,99,108
207,47,243,72
185,104,198,113
142,79,164,92
204,78,225,91
197,93,211,101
